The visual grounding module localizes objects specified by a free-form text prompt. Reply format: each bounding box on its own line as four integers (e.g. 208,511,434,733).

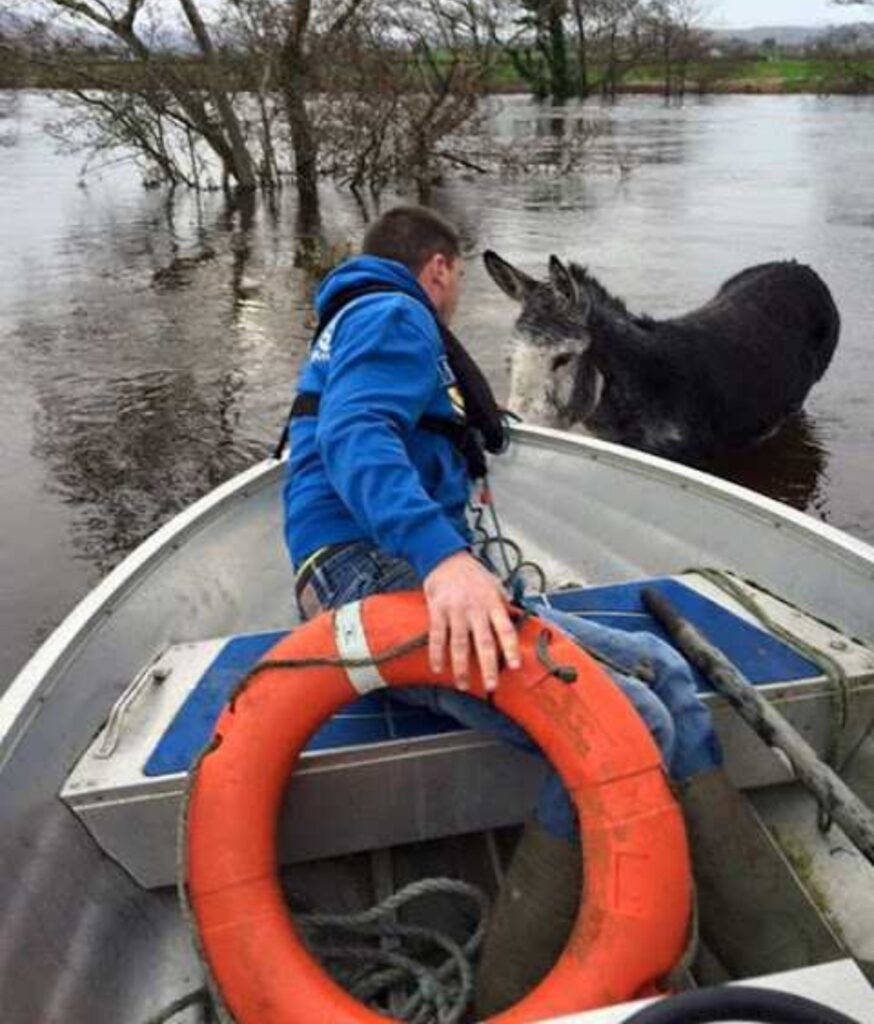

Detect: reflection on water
708,414,829,518
2,92,874,684
29,361,257,573
13,190,317,571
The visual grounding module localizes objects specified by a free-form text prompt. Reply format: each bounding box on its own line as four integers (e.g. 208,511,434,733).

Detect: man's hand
423,551,521,692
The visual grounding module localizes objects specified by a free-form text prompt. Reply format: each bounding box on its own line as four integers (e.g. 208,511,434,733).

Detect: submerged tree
42,0,260,189
589,0,645,99
494,0,651,101
641,0,706,99
31,0,502,212
500,0,572,101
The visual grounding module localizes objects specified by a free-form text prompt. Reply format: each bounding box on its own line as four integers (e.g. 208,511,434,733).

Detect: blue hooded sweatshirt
283,256,471,581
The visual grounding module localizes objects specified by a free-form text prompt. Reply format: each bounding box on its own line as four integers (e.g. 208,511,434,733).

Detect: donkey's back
658,261,840,453
686,260,839,381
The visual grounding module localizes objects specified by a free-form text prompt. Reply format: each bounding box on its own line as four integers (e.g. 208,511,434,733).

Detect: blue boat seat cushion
144,578,819,777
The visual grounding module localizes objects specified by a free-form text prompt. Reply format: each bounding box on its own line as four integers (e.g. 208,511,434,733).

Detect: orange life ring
184,590,691,1024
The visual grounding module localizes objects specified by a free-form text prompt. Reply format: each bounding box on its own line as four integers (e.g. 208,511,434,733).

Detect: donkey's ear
548,255,579,308
483,250,537,303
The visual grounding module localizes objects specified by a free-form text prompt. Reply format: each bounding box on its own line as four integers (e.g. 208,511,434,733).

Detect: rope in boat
298,877,489,1024
470,478,547,597
158,878,489,1024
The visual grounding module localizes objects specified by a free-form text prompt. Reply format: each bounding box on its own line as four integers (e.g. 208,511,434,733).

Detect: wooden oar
641,587,874,867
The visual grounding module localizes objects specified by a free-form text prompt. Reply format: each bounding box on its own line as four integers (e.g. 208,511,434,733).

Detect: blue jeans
296,541,720,842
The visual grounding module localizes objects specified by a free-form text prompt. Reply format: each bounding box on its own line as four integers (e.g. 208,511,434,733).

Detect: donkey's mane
568,262,654,328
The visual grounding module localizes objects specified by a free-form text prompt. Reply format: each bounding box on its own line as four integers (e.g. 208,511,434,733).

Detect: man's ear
483,250,537,303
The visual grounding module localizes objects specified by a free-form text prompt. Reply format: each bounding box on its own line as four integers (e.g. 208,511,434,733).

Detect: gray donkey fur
483,251,840,463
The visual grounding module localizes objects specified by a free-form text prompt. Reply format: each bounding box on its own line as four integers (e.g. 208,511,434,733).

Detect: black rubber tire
621,985,863,1024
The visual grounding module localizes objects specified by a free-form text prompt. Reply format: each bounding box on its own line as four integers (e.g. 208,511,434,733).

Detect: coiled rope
298,877,489,1024
153,877,488,1024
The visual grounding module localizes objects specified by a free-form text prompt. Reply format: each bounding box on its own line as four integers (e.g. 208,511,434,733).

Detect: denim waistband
294,541,420,622
294,542,359,602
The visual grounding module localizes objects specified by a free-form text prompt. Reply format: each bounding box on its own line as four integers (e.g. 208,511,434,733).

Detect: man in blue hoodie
285,206,521,689
284,206,720,1015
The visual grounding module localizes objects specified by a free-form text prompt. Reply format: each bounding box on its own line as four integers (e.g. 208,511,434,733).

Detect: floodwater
1,91,873,687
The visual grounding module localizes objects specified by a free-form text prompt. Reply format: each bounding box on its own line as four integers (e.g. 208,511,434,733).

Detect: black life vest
275,283,508,479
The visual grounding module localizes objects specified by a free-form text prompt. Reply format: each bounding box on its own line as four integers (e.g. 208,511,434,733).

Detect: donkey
483,251,840,463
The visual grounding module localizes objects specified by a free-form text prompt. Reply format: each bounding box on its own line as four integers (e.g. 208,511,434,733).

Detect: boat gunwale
0,458,282,767
4,425,874,768
514,425,874,574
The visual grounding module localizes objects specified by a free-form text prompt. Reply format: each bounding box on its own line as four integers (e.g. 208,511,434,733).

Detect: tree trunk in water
547,1,570,103
285,80,320,221
677,26,690,99
281,0,319,222
176,0,257,190
571,0,589,99
606,27,618,101
256,59,280,188
663,34,672,99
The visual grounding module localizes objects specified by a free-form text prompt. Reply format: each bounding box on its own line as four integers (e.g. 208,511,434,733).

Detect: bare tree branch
327,0,370,35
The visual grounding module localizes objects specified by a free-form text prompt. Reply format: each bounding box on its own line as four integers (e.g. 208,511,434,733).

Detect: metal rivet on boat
151,666,171,684
829,639,848,652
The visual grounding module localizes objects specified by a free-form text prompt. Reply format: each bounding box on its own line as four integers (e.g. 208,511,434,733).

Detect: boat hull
3,426,874,1023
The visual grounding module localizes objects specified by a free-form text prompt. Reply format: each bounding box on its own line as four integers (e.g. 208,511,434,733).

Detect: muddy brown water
2,91,873,688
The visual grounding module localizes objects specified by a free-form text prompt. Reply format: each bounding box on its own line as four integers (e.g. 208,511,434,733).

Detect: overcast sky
704,0,871,29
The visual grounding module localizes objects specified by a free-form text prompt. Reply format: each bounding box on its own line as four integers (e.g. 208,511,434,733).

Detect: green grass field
486,57,874,95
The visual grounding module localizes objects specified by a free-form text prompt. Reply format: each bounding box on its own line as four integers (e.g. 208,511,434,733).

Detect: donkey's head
483,250,599,430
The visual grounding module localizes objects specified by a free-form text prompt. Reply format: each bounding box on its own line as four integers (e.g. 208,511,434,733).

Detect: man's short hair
362,206,460,276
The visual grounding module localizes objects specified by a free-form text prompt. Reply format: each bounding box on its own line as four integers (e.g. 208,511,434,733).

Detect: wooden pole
641,587,874,867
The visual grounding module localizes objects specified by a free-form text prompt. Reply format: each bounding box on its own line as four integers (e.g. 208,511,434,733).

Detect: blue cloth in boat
295,540,721,844
284,255,471,581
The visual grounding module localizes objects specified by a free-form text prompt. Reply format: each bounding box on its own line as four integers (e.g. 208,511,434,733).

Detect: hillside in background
710,22,874,46
712,25,830,46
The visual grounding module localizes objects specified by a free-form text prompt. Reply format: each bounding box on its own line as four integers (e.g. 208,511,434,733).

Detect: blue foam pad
144,632,461,777
144,579,821,777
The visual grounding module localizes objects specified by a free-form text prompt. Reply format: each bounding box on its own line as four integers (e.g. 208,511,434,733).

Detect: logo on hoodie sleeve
312,319,336,364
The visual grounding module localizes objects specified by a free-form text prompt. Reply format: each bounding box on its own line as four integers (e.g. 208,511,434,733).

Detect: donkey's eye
551,353,574,372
